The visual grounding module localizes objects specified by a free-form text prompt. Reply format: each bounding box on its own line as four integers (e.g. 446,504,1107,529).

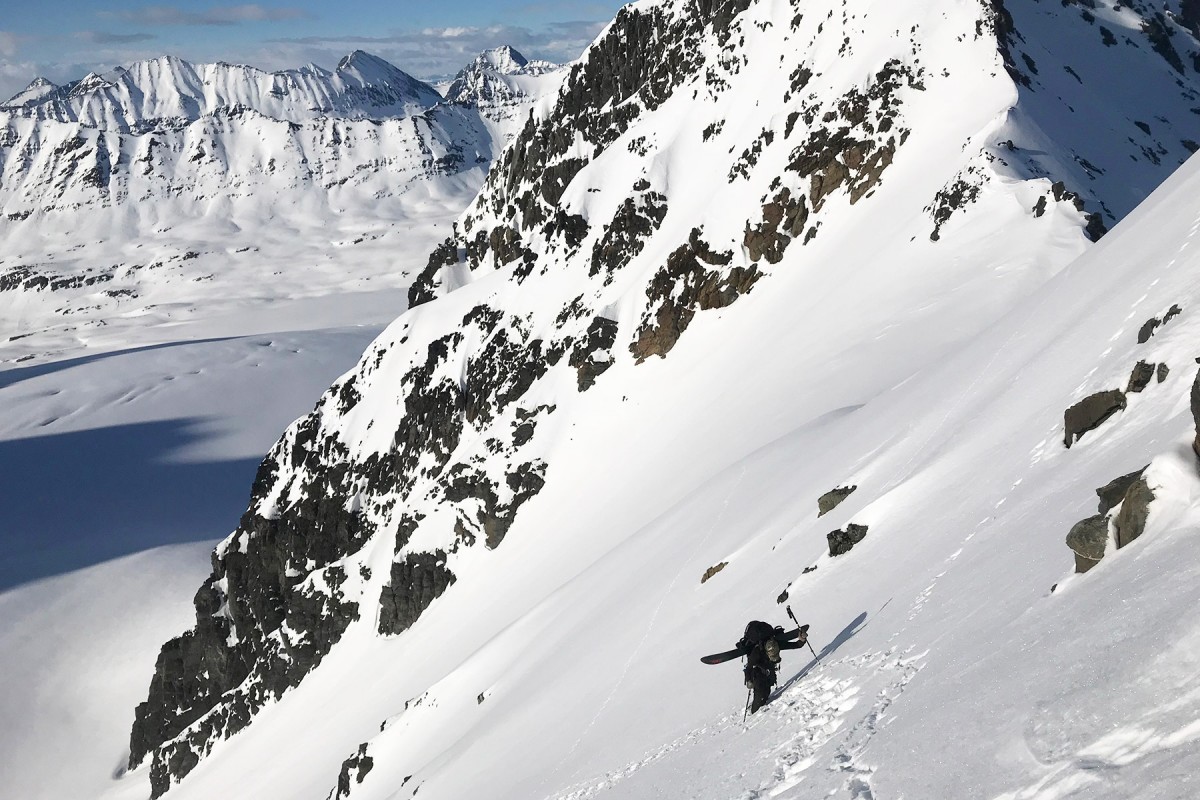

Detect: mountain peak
335,50,396,76
477,45,529,73
2,76,58,107
444,45,563,109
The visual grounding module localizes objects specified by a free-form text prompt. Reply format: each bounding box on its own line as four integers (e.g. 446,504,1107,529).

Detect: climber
739,619,809,713
701,617,810,713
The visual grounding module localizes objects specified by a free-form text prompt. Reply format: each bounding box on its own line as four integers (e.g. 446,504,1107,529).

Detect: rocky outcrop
701,562,728,583
1126,361,1156,393
786,59,913,213
1113,478,1155,549
1137,304,1182,343
828,523,868,557
331,743,375,799
570,317,619,391
1065,515,1108,574
1063,389,1126,448
1096,467,1146,514
631,229,761,362
1191,366,1200,459
817,485,857,517
590,191,669,283
1067,468,1156,574
744,189,808,263
378,551,456,635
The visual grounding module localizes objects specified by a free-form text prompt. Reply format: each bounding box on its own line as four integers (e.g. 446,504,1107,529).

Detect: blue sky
0,1,627,100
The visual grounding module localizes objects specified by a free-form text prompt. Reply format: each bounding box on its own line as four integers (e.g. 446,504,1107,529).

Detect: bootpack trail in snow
551,612,907,800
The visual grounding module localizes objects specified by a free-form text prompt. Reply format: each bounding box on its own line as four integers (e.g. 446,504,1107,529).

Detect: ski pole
743,685,751,723
786,605,819,660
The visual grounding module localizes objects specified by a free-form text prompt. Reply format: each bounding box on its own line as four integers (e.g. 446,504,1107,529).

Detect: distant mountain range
0,47,566,361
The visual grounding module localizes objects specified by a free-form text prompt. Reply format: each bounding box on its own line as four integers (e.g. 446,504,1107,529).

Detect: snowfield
5,0,1200,799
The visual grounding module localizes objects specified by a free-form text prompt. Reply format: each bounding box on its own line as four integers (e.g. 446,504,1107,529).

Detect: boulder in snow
1113,477,1155,549
828,523,868,557
817,485,857,517
1063,389,1126,448
1065,515,1109,574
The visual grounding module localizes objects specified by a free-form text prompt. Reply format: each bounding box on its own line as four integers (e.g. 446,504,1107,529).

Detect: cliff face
127,0,1200,797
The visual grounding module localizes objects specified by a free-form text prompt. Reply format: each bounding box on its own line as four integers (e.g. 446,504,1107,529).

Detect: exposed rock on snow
828,524,869,557
1068,461,1161,574
817,486,857,517
1113,477,1156,548
1066,515,1109,574
1126,360,1157,393
700,562,728,583
332,742,375,800
1096,467,1147,514
1191,367,1200,458
1137,303,1183,343
1063,389,1126,448
378,550,456,635
630,230,760,363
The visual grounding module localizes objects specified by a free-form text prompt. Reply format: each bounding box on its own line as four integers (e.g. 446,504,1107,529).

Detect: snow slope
101,0,1200,799
0,543,214,800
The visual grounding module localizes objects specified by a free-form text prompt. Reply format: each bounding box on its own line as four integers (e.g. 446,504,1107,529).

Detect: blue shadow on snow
0,417,259,592
0,337,237,392
773,610,870,698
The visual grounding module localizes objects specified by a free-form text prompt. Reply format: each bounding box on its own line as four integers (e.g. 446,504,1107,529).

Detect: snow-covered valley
6,0,1200,799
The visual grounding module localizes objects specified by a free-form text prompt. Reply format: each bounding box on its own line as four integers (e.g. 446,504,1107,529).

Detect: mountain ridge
0,46,566,367
119,0,1200,798
1,50,443,128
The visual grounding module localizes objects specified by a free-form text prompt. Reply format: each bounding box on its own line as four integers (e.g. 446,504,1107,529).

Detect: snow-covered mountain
95,0,1200,799
0,49,565,368
443,45,563,122
4,76,59,109
0,51,443,128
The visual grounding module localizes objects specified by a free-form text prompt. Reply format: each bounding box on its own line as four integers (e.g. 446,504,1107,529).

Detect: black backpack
741,620,779,648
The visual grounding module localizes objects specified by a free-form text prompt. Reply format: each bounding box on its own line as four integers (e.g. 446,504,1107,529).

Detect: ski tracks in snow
737,675,859,799
547,648,927,800
547,671,858,800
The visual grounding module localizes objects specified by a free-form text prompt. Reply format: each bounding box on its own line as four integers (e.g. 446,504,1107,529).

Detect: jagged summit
473,45,530,73
0,52,442,128
444,44,564,116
